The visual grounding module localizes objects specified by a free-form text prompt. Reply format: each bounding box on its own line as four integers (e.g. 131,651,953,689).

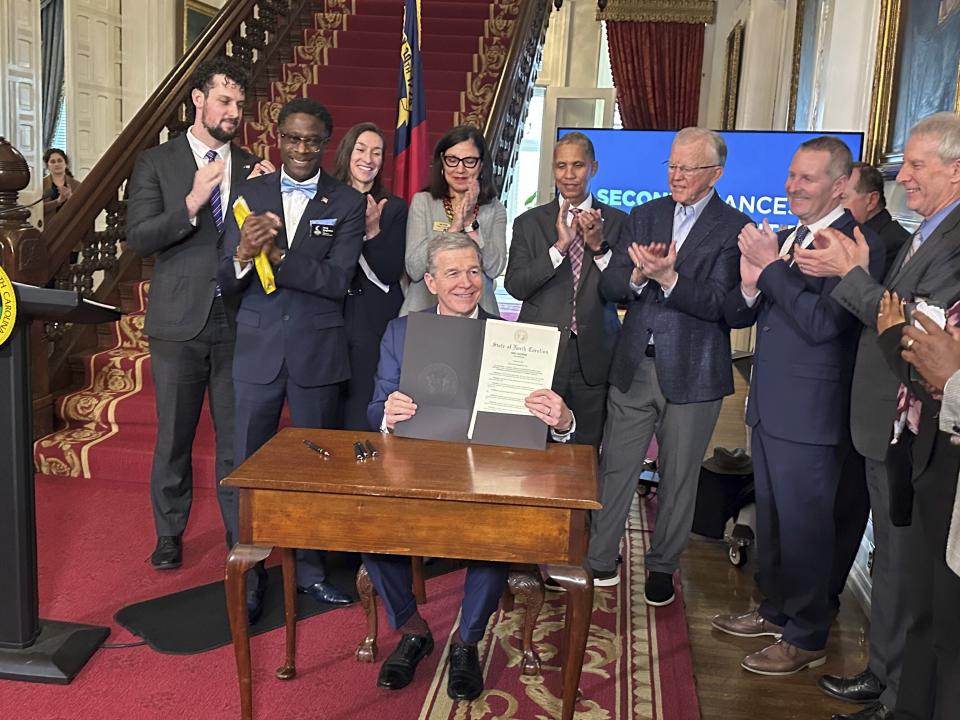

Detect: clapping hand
245,159,276,179
794,226,870,277
877,290,906,335
900,312,960,394
186,159,226,218
576,208,604,251
634,241,677,287
237,211,282,262
555,199,575,254
738,220,780,271
365,195,388,239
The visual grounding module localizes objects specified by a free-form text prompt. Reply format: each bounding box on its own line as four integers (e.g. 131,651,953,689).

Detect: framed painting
178,0,219,56
720,21,745,131
866,0,960,171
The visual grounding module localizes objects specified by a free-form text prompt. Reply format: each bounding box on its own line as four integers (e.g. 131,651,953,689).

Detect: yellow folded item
232,196,276,294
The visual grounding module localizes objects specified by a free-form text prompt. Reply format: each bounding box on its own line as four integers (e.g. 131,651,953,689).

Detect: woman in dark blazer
333,122,408,430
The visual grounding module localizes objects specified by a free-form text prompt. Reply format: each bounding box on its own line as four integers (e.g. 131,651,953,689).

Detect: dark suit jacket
217,169,365,387
724,210,884,446
504,197,627,386
865,208,911,278
832,202,960,461
127,134,259,341
367,306,499,430
602,192,751,402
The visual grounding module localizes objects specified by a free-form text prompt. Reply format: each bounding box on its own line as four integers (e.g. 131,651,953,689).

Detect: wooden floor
674,363,872,719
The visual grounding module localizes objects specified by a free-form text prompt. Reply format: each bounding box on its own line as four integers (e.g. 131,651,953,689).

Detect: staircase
242,0,518,186
32,0,545,485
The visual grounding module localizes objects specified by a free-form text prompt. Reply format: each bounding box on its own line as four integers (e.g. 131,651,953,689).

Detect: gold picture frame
178,0,219,56
720,21,745,131
787,0,806,129
866,0,960,172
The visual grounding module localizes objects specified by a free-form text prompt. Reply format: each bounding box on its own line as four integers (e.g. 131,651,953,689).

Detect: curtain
606,21,704,130
41,0,66,149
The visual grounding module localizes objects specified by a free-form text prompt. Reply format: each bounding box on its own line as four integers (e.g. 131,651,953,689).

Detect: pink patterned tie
568,208,585,334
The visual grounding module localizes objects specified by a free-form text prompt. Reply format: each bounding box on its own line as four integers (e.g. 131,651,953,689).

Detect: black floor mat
114,554,459,654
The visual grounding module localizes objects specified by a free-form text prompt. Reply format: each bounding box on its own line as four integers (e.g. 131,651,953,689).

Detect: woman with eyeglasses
401,125,507,316
332,122,409,430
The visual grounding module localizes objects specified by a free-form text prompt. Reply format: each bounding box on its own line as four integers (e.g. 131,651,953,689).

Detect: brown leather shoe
711,609,784,638
741,640,826,676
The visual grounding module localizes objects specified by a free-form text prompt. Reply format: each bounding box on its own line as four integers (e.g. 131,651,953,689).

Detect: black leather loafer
150,536,182,570
447,642,484,701
831,702,894,720
377,633,435,690
818,668,884,704
297,581,352,606
246,563,268,625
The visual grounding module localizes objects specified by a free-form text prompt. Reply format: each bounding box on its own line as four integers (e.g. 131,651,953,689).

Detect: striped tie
900,224,925,268
205,149,223,232
568,209,585,334
788,225,809,267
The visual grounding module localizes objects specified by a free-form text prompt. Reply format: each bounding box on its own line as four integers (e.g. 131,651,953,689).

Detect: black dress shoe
246,563,268,625
297,581,352,606
150,536,182,569
447,642,484,701
818,668,884,704
377,633,434,690
832,701,894,720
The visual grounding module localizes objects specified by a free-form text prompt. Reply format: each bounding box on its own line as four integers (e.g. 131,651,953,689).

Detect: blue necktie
280,175,318,199
204,149,223,233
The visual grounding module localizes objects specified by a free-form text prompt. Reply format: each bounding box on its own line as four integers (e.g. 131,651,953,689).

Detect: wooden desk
222,427,600,720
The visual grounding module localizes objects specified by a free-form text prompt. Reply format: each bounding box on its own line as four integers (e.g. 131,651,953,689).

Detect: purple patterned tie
568,208,585,334
205,149,223,232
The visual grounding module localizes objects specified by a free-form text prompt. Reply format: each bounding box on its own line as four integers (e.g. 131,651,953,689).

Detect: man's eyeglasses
279,132,329,151
442,154,481,169
664,161,720,175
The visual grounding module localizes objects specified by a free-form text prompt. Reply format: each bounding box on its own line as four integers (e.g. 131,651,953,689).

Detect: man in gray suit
127,57,272,570
504,132,626,448
795,111,960,720
588,127,751,601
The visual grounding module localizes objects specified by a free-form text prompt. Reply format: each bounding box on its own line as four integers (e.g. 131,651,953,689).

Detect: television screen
557,128,864,231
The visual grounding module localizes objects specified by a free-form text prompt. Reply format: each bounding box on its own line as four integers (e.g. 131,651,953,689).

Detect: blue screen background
557,128,864,230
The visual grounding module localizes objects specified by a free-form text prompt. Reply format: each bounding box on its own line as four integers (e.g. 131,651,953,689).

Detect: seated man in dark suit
714,136,884,676
364,232,575,702
218,97,366,618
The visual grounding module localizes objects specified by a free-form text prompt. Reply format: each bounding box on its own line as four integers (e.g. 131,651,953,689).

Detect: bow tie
281,176,318,199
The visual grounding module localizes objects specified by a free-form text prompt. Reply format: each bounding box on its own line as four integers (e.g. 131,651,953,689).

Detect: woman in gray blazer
401,125,507,316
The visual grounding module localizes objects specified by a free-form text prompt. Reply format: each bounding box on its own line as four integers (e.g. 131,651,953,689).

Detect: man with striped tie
127,57,272,573
217,98,366,617
715,136,884,677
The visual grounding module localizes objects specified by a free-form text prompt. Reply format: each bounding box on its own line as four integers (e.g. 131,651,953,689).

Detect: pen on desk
364,440,378,457
302,439,330,457
353,442,366,461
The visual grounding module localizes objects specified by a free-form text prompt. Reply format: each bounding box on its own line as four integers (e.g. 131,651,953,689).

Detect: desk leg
226,544,272,720
355,564,378,662
546,564,592,720
276,548,297,680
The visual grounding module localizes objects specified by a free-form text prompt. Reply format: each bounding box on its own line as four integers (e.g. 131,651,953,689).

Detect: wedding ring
586,224,595,230
906,338,915,350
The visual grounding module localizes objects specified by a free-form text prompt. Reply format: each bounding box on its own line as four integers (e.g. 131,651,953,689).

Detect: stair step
325,30,482,55
346,14,486,36
305,84,462,112
325,47,475,72
354,0,492,19
314,65,466,90
324,105,455,134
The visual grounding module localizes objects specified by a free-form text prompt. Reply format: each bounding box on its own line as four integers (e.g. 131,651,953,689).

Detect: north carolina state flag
392,0,429,201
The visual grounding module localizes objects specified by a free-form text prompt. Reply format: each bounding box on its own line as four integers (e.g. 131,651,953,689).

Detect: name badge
432,221,451,232
311,218,337,238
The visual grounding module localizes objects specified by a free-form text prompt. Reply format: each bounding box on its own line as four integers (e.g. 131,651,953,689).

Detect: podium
0,282,121,683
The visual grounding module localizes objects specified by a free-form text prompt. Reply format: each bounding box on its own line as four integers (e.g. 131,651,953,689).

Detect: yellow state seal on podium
0,264,17,347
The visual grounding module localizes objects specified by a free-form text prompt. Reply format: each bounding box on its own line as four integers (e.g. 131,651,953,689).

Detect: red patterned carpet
2,477,699,720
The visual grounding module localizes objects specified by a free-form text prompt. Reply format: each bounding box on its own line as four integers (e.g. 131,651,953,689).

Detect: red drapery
606,21,704,130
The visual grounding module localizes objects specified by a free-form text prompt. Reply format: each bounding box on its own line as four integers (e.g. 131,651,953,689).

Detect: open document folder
395,313,560,450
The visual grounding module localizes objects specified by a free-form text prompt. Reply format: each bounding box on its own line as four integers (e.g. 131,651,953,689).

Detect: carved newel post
0,137,53,436
0,137,48,286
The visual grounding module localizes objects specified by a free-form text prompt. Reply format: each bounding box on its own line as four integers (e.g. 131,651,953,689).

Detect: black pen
303,439,330,457
353,442,366,461
364,440,378,457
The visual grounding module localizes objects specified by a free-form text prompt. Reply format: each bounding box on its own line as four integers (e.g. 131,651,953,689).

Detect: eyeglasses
664,161,720,175
442,154,481,169
279,132,329,151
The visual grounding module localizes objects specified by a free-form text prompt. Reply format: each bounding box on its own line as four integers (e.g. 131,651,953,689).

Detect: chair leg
412,556,427,604
355,563,378,662
507,568,544,676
